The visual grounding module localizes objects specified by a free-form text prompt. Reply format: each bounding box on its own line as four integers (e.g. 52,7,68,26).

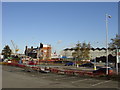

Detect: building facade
60,48,116,60
25,43,51,60
39,45,51,60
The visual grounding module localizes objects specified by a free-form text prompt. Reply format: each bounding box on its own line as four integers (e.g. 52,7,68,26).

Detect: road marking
55,75,65,77
70,77,76,78
55,77,68,80
54,75,66,78
55,76,80,81
55,77,75,80
41,77,46,78
32,75,35,77
71,79,90,83
91,80,111,87
41,74,48,76
15,68,21,69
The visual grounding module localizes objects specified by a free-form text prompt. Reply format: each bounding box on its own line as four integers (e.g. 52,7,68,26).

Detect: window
33,50,36,53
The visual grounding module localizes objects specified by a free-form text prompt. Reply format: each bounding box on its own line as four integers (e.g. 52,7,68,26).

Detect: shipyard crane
11,40,19,55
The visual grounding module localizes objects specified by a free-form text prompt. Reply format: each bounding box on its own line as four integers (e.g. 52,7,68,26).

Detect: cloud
57,40,62,44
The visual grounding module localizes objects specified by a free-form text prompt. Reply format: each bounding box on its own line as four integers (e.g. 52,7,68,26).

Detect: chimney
25,46,28,50
25,46,28,55
40,43,43,48
31,46,33,49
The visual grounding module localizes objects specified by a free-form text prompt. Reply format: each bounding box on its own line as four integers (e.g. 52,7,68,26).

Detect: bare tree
72,42,91,60
109,34,120,48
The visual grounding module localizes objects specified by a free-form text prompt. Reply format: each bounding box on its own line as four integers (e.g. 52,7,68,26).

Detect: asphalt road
2,65,119,88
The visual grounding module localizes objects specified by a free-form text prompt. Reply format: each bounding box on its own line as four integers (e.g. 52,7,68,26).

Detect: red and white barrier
5,63,106,77
64,70,74,75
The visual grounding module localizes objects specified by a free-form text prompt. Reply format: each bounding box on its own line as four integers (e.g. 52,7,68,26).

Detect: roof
64,47,119,51
26,48,38,53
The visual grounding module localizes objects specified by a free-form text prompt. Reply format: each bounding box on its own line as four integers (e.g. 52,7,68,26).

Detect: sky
2,2,118,54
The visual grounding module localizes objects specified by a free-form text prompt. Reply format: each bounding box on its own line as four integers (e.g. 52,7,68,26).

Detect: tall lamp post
116,48,119,75
105,14,111,75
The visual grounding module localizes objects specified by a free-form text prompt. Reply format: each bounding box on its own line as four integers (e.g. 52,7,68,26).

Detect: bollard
77,64,79,68
94,65,97,70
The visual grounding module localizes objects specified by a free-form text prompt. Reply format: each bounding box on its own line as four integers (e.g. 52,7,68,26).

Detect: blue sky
2,2,118,54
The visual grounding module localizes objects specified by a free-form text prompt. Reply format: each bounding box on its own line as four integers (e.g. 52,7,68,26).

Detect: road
2,65,119,88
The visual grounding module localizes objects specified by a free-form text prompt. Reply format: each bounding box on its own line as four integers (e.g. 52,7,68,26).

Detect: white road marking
55,77,68,80
55,77,75,80
41,77,46,78
55,75,65,77
32,75,35,77
71,79,91,83
70,77,76,78
15,68,21,69
91,80,111,87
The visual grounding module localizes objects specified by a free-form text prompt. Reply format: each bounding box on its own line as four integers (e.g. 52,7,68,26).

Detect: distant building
89,48,115,59
25,46,38,58
51,51,58,59
25,43,51,60
40,45,51,60
51,51,63,59
61,48,116,60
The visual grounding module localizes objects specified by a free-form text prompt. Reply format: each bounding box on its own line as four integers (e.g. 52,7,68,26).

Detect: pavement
2,65,119,88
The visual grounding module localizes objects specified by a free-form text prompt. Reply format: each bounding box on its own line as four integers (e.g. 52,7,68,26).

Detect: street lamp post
105,14,111,75
116,48,118,75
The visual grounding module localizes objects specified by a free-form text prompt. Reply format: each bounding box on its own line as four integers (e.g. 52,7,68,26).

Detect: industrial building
60,48,116,60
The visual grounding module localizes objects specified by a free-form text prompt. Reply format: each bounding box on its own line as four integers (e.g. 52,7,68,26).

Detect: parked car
93,67,114,75
79,63,102,68
79,63,94,67
65,62,74,66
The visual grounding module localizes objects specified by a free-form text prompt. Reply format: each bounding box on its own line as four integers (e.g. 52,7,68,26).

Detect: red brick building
25,43,51,60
